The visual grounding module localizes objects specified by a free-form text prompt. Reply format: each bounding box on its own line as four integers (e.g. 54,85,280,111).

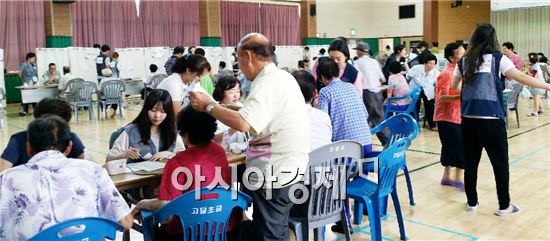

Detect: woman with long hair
327,38,364,95
107,89,184,162
452,24,550,215
156,54,210,115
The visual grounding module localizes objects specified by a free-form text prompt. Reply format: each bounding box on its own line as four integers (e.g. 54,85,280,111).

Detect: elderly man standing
190,33,309,241
353,42,388,146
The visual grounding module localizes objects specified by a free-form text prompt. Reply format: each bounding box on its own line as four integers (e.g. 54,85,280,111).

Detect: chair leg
391,190,407,241
122,229,130,241
141,217,155,241
119,101,124,118
341,210,352,241
380,196,389,217
313,227,324,241
353,198,364,225
103,103,107,121
88,104,93,121
74,107,79,124
366,198,382,241
516,109,520,128
402,165,415,206
291,222,307,241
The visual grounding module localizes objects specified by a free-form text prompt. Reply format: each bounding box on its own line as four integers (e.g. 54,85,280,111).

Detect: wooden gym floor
0,97,548,241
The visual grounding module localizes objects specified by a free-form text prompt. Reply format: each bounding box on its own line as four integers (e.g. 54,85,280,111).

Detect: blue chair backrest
377,138,409,197
305,141,363,223
150,187,251,241
405,87,422,113
28,217,123,241
372,113,419,145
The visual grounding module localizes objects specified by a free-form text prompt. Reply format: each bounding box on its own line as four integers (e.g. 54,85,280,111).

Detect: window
399,5,415,19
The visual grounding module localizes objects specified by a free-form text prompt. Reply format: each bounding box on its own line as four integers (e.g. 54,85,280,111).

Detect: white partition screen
143,47,171,77
115,48,146,79
67,47,99,85
36,48,70,82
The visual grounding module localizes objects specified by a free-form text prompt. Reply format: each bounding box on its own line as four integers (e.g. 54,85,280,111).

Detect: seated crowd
2,28,550,241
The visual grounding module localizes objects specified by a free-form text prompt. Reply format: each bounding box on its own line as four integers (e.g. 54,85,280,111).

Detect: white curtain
491,7,550,61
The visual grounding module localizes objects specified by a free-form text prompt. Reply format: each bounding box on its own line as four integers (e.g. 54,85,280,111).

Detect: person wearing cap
353,42,388,146
164,46,185,75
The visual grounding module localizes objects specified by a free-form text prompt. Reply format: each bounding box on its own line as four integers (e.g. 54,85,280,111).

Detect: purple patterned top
0,151,130,241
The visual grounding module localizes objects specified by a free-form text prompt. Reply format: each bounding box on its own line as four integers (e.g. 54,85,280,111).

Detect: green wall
363,38,379,56
46,36,72,48
303,38,334,46
393,37,402,47
200,37,221,47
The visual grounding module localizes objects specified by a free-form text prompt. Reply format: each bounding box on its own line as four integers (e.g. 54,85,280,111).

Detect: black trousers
461,118,510,210
242,185,294,241
363,90,388,146
437,121,464,169
21,103,36,113
415,89,436,128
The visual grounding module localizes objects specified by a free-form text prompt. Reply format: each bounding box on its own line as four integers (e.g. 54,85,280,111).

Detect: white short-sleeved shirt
238,63,310,188
531,63,545,82
58,73,77,90
354,56,385,92
157,73,188,102
157,74,213,108
307,105,332,151
454,54,515,79
407,64,440,100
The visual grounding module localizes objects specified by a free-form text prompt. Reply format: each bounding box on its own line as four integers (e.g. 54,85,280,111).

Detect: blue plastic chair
288,141,363,241
28,217,124,241
347,139,409,241
366,113,419,208
384,87,422,120
141,187,251,241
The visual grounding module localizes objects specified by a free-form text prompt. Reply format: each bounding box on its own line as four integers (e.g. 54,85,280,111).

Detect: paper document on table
127,161,166,172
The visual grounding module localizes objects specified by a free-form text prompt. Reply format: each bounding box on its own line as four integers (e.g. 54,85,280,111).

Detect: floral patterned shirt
0,151,130,241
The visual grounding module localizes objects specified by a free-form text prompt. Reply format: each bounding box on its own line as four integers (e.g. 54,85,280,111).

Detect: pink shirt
338,68,363,95
508,53,523,70
388,73,410,105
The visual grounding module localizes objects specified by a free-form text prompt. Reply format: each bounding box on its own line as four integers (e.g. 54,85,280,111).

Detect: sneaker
495,204,521,216
527,112,538,117
465,202,479,212
18,111,27,116
538,110,544,115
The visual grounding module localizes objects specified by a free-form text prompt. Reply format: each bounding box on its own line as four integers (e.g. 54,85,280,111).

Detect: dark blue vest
459,52,506,120
341,63,358,84
96,53,108,76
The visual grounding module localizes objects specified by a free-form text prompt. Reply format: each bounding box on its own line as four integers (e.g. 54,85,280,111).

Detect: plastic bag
520,87,532,99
